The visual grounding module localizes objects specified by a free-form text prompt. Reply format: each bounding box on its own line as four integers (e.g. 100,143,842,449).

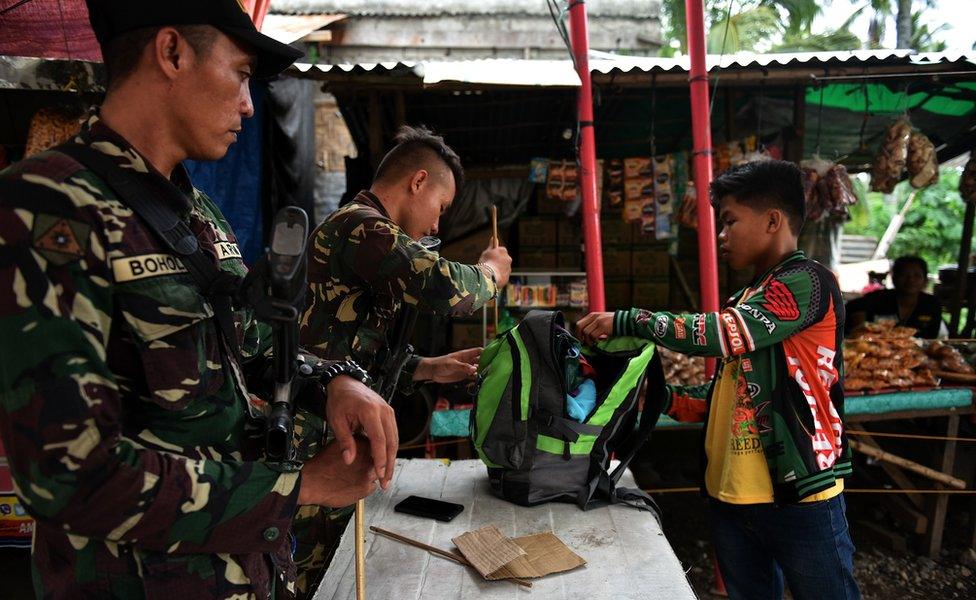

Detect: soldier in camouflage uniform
0,2,397,598
295,125,512,594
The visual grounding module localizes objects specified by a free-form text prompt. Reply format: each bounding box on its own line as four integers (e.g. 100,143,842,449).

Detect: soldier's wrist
477,261,498,297
320,360,371,390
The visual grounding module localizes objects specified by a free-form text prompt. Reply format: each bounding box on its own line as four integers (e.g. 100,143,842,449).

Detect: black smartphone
394,495,464,522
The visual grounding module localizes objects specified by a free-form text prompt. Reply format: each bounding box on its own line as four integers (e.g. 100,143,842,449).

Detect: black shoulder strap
55,142,243,362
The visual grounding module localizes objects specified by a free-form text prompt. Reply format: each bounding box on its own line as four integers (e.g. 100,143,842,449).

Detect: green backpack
471,310,667,512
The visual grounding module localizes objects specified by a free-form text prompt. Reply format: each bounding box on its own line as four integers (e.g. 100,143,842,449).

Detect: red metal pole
685,0,720,375
567,0,606,312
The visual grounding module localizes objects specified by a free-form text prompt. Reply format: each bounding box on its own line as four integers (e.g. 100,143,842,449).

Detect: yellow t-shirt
704,360,843,504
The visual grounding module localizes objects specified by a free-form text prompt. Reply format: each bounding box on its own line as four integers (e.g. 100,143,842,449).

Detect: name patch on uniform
112,253,188,282
215,241,242,261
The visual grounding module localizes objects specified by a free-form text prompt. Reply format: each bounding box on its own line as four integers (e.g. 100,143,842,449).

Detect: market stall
652,319,976,559
288,50,976,463
312,459,697,599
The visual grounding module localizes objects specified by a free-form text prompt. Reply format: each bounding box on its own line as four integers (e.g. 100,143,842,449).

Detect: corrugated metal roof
270,0,659,18
290,50,976,88
589,49,927,75
292,58,581,87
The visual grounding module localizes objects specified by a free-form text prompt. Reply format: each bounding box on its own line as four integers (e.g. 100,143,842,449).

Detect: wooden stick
849,439,966,489
355,499,365,600
490,205,500,333
369,526,533,588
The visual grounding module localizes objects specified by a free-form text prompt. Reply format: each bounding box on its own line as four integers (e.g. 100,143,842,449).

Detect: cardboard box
602,246,632,277
518,218,558,247
537,195,566,216
558,249,582,270
440,228,506,265
517,248,558,270
600,218,634,246
632,230,669,248
632,280,670,308
557,219,582,248
604,278,633,310
631,248,670,278
452,322,483,350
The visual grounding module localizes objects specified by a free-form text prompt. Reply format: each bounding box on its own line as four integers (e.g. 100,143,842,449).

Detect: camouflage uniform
301,190,497,375
0,113,317,599
293,190,498,595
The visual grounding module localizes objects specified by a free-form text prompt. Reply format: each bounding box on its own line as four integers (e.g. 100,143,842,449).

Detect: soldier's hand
298,437,379,507
325,376,398,490
576,312,615,345
479,245,512,288
414,348,482,383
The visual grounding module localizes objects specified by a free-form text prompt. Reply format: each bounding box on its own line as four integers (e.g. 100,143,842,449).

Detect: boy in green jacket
578,160,860,600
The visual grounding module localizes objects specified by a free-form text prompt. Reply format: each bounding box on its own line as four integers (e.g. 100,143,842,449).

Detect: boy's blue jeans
708,494,861,600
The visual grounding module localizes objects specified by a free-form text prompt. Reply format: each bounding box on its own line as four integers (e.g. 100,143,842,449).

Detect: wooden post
848,439,965,489
924,415,960,558
949,201,975,335
850,429,924,509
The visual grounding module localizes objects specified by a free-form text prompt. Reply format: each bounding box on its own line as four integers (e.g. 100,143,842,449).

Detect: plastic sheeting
438,177,535,244
185,83,267,264
264,77,317,223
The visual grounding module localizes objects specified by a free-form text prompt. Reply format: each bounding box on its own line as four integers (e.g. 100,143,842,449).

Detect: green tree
866,0,946,50
659,0,948,55
844,169,967,270
660,0,856,55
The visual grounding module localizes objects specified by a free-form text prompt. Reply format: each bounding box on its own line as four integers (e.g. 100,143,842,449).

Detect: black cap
85,0,304,78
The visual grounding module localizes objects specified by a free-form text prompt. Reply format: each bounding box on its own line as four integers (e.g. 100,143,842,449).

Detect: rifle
238,207,310,461
374,235,442,400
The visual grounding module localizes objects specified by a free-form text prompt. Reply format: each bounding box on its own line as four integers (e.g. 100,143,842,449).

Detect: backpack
471,310,667,514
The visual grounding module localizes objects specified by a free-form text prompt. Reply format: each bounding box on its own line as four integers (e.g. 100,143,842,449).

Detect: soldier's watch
319,360,372,389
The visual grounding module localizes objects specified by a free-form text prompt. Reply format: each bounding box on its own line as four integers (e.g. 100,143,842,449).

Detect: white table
313,459,697,600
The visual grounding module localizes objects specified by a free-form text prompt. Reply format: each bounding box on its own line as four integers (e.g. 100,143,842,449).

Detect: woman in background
846,255,945,338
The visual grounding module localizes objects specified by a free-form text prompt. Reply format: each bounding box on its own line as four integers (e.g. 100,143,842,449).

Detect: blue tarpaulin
184,83,266,265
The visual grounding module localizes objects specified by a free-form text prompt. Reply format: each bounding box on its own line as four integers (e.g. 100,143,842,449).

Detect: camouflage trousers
290,407,354,599
292,504,355,598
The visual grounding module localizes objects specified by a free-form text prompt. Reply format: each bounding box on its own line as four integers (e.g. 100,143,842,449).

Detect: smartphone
394,495,464,522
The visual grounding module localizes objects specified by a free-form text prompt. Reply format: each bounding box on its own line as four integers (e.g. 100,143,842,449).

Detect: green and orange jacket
614,251,853,503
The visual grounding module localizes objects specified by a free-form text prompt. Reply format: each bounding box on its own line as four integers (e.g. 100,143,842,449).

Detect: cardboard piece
452,525,587,581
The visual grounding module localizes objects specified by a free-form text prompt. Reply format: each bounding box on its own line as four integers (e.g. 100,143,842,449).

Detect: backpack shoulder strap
54,142,243,362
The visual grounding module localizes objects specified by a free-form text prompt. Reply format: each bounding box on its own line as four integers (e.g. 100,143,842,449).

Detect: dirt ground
633,424,976,600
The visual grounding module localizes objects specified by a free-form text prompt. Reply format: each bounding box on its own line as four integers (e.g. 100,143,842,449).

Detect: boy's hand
414,348,482,383
577,312,614,345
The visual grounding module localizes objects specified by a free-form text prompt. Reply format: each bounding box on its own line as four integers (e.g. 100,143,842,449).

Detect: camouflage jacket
0,114,305,599
300,191,497,384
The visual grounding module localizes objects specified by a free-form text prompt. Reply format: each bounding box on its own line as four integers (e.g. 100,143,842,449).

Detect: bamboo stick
355,499,365,599
369,526,533,588
849,439,966,489
490,205,499,333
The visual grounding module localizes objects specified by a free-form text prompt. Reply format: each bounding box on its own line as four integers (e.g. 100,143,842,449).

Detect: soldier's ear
155,27,184,80
410,169,429,194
